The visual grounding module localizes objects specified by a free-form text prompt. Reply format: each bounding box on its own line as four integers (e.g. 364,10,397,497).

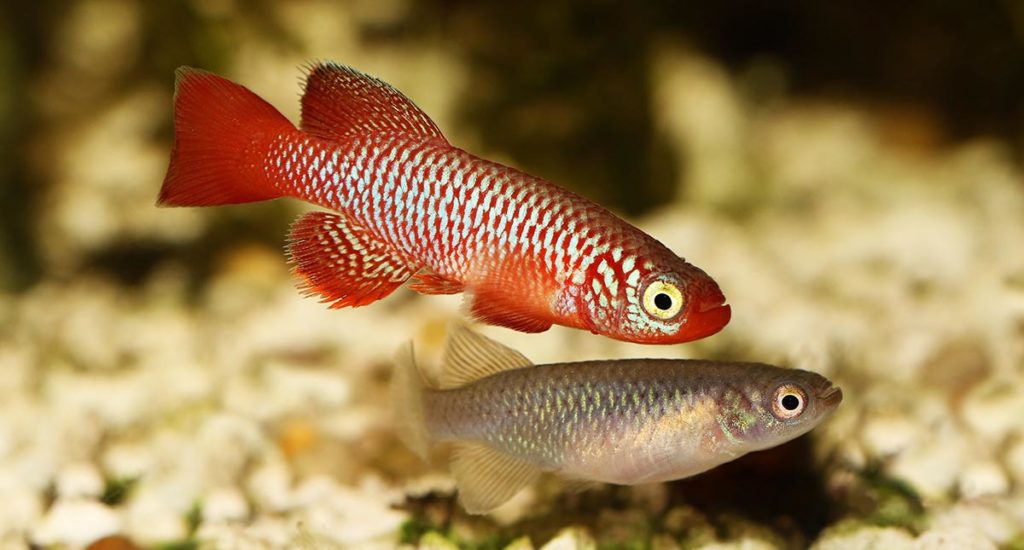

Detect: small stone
929,501,1019,546
123,488,189,545
56,462,105,499
887,429,963,498
915,526,996,550
0,484,43,533
540,527,596,550
31,499,121,548
102,443,155,480
958,460,1009,498
296,475,407,545
246,457,294,512
86,535,142,550
1004,438,1024,484
202,486,250,523
811,525,915,550
418,531,460,550
960,379,1024,443
860,413,920,457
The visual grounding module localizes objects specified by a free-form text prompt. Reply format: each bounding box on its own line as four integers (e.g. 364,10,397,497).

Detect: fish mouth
676,286,731,342
818,384,844,408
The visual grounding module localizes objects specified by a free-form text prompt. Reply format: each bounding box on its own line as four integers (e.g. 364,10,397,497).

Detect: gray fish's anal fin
560,477,602,495
440,324,534,389
450,441,540,515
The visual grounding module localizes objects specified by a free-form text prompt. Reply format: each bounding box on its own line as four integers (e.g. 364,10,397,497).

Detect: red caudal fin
299,62,449,143
287,211,417,308
157,68,295,207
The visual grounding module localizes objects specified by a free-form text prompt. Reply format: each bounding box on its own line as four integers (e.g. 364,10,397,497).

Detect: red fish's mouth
676,288,731,342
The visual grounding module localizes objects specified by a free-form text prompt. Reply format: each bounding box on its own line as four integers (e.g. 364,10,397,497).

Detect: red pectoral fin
461,254,555,334
409,272,464,295
466,287,554,333
287,211,416,308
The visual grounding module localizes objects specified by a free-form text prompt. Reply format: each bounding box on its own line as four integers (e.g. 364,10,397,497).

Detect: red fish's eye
642,281,684,320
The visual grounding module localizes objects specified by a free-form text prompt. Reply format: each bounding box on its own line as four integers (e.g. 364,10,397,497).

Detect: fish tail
157,67,294,207
390,343,432,459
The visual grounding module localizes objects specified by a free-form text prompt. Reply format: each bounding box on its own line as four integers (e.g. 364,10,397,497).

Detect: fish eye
771,384,808,420
642,280,684,320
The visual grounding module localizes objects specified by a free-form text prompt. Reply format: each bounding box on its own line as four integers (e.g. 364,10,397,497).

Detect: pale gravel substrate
5,3,1024,547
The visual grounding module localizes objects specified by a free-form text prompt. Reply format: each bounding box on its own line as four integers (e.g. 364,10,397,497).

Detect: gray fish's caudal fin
450,441,541,515
390,343,431,460
439,323,534,389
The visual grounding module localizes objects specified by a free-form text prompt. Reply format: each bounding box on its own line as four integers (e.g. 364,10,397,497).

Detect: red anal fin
299,62,449,143
462,254,555,333
287,211,415,308
409,272,464,295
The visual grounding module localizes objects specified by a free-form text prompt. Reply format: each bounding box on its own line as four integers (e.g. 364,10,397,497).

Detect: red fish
158,63,730,344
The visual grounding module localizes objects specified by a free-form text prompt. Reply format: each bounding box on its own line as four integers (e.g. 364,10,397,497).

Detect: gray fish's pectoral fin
450,441,541,515
439,323,534,389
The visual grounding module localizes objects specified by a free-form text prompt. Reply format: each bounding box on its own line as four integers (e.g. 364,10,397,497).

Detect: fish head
718,366,843,453
577,250,730,344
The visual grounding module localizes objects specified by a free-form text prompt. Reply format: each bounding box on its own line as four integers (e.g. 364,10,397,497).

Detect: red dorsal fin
299,62,448,143
287,211,418,308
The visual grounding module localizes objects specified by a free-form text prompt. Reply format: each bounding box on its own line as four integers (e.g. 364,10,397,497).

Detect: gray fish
392,326,842,514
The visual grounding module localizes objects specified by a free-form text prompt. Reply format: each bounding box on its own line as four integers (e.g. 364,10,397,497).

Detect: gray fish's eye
771,384,808,420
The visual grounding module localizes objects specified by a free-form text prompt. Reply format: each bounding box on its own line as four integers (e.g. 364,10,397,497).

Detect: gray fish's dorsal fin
450,441,541,514
439,324,534,389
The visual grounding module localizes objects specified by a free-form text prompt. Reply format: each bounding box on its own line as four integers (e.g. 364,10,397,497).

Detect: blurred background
1,1,1024,548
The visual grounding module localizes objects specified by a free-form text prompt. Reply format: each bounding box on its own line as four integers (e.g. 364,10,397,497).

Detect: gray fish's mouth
819,384,843,408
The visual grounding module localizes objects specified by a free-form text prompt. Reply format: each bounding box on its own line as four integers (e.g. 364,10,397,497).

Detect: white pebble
540,527,597,550
860,412,921,457
811,525,915,550
1003,438,1024,484
202,486,250,523
296,476,407,546
960,380,1024,443
0,485,43,533
102,442,155,479
30,499,120,548
958,460,1009,498
246,458,295,512
915,526,996,550
928,502,1019,546
888,430,963,498
124,489,188,545
55,462,104,499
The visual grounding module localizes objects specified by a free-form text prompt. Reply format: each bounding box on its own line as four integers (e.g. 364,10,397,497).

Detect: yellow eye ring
771,384,808,420
642,280,684,320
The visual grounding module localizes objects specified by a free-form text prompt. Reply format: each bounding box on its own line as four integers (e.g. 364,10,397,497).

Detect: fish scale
392,326,843,514
157,62,731,343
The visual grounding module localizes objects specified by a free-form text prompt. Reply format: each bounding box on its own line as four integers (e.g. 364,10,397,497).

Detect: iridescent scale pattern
263,130,658,324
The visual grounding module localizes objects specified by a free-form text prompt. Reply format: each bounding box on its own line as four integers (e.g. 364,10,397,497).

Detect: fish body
157,63,730,344
392,325,843,514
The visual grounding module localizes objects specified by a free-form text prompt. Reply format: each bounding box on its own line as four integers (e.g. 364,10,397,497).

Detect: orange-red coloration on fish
157,63,730,344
